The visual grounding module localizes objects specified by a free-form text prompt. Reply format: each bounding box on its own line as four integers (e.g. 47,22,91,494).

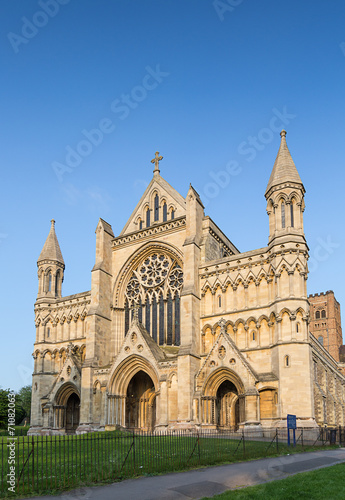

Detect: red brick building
308,291,343,363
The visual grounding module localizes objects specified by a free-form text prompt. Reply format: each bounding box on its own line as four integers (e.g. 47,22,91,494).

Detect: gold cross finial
151,151,163,175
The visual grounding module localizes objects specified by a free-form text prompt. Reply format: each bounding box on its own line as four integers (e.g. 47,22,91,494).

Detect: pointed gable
196,324,258,393
38,219,64,265
120,173,186,235
265,130,304,197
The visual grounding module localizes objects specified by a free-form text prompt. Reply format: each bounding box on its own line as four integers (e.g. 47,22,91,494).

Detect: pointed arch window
321,310,326,319
163,202,167,222
154,194,159,222
290,202,294,228
47,272,52,292
171,209,175,220
146,208,150,228
315,311,320,320
55,271,60,296
139,218,143,230
124,254,183,345
281,202,286,229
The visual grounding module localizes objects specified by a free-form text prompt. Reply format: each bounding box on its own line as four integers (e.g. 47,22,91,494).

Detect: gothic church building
30,131,345,434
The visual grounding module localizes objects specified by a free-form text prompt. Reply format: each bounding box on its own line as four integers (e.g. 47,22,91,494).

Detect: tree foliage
0,386,32,428
17,385,32,423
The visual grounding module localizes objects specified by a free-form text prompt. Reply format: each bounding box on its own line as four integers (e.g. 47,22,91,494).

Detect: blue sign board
287,414,297,447
287,414,297,429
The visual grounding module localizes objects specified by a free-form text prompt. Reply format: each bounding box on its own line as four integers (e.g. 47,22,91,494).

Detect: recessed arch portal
53,383,80,433
216,380,239,429
201,368,245,428
107,356,159,430
125,371,156,430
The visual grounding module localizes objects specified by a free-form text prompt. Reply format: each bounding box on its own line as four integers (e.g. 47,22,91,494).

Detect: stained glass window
124,253,183,345
167,291,173,345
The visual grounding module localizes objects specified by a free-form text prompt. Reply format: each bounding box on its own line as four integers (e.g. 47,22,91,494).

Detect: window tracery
124,252,183,346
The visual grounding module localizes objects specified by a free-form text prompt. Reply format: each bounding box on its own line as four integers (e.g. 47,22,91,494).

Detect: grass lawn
201,462,345,499
0,430,337,498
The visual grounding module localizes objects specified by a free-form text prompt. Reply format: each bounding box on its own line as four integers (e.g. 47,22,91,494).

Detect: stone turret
265,131,306,247
37,219,65,300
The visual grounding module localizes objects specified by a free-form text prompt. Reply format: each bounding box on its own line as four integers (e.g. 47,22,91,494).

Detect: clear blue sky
1,0,345,391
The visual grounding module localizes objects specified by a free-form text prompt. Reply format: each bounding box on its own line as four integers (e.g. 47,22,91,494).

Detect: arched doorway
216,380,239,429
125,371,156,431
65,393,80,433
201,368,245,429
53,383,80,434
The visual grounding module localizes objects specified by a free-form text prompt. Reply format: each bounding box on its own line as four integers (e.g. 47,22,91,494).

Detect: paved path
27,448,345,500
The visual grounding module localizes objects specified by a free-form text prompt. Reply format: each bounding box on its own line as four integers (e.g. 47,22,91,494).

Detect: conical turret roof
265,130,303,196
38,219,64,264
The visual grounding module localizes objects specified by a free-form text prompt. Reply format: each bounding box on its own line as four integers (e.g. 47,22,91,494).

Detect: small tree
17,385,32,423
0,388,26,428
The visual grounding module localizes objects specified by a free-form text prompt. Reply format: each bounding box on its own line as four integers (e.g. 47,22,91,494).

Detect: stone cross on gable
151,151,163,175
218,318,227,333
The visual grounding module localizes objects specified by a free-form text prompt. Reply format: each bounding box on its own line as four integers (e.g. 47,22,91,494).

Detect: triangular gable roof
43,345,81,401
120,174,186,235
116,316,167,363
198,329,258,381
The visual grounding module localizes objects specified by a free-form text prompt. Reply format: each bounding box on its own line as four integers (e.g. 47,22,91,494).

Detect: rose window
139,254,170,287
124,252,183,347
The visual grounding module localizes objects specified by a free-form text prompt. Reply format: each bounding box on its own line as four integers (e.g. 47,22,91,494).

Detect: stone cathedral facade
29,131,345,435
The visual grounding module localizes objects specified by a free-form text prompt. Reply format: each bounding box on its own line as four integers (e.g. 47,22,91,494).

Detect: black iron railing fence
0,426,343,498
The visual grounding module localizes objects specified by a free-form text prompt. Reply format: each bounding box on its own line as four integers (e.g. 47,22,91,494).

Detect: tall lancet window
124,253,183,346
290,203,294,228
281,202,286,229
154,194,159,221
163,202,167,222
55,271,60,295
48,272,52,292
146,208,150,228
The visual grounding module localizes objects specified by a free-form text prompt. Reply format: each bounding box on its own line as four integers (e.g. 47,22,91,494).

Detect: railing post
133,430,135,471
276,429,279,453
31,436,34,491
301,428,304,449
242,429,245,458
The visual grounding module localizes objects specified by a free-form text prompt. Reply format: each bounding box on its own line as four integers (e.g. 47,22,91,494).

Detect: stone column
156,377,168,428
288,270,295,297
244,389,260,424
